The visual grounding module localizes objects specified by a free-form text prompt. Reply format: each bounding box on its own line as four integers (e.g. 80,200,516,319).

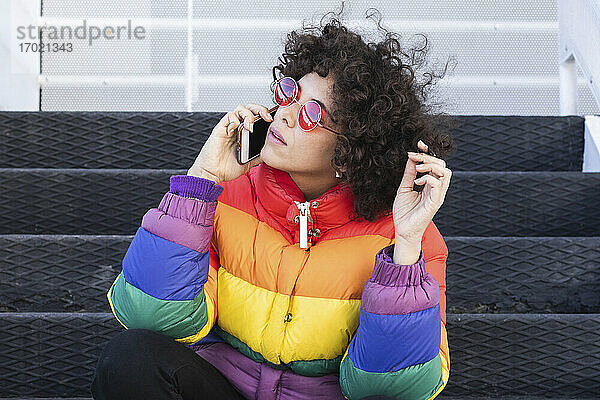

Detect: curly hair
271,3,459,223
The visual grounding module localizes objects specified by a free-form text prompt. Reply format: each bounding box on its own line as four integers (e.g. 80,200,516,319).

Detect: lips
269,127,287,145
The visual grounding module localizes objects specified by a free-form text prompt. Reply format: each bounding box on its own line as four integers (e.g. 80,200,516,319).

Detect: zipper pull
295,201,311,248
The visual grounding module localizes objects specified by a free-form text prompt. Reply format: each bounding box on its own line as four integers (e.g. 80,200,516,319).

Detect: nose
280,103,298,128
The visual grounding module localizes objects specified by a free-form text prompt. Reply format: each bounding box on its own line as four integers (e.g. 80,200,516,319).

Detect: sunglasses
272,76,341,135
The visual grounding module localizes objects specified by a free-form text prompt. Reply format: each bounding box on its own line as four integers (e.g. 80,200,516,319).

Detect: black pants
91,328,247,400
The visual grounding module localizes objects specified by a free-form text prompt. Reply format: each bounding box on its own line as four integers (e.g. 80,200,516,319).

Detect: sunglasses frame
272,77,341,135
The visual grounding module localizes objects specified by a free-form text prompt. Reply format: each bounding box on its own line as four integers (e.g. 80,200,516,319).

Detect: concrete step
0,113,584,171
0,313,598,398
1,235,599,314
1,169,599,236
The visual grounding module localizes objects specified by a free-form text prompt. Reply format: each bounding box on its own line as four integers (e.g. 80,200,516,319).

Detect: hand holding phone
236,105,278,164
187,104,271,184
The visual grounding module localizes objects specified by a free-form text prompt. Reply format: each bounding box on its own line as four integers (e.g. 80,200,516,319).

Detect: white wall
0,0,40,111
583,116,600,172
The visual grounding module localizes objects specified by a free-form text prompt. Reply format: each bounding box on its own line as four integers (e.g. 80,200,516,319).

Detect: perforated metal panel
38,0,600,115
42,0,187,18
41,85,187,111
41,28,187,76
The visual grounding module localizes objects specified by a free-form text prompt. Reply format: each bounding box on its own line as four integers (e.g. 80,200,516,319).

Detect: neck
289,171,341,201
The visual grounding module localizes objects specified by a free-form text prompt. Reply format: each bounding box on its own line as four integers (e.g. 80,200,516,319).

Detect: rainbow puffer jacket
107,161,450,400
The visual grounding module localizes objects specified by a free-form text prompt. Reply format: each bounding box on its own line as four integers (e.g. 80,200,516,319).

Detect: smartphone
236,105,279,164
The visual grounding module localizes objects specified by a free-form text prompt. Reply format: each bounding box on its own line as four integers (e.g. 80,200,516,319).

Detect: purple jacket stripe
361,245,439,315
141,192,218,253
191,342,346,400
170,174,223,201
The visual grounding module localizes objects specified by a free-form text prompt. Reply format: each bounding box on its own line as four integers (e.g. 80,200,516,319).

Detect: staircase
0,112,599,399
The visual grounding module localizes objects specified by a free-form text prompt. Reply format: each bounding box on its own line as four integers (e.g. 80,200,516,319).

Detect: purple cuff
370,243,426,286
170,175,224,201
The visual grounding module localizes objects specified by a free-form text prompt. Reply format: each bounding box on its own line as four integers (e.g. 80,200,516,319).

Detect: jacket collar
250,162,357,232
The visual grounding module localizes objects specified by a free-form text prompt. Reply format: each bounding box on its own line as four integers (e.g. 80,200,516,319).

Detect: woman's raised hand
392,140,452,244
187,103,273,184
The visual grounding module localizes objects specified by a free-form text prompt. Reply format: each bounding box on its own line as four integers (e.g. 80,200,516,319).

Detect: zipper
284,248,311,318
295,201,312,248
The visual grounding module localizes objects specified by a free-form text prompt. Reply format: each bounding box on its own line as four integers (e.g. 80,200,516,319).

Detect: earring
335,170,342,178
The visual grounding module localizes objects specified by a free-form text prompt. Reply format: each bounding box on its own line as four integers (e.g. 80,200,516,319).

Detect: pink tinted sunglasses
272,76,341,135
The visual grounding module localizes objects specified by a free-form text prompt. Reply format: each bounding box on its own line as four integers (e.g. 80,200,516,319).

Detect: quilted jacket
107,161,450,399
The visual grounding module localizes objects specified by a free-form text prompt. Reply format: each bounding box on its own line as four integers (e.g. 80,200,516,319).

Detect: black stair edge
1,313,599,397
3,397,593,400
1,397,594,400
2,235,599,314
1,170,599,236
440,397,596,400
0,113,584,171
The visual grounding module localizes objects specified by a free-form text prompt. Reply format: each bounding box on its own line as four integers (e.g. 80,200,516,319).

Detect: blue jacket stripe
347,304,441,373
121,227,210,301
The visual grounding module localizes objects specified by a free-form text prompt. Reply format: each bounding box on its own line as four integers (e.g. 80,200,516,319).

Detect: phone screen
238,108,278,164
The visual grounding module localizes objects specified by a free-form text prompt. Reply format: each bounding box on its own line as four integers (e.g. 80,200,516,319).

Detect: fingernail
407,152,417,155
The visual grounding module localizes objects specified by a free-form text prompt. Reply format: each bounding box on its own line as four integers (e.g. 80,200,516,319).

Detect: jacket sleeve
106,175,223,345
339,240,450,400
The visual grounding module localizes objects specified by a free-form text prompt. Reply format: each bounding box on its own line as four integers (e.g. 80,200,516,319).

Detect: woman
92,8,456,400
